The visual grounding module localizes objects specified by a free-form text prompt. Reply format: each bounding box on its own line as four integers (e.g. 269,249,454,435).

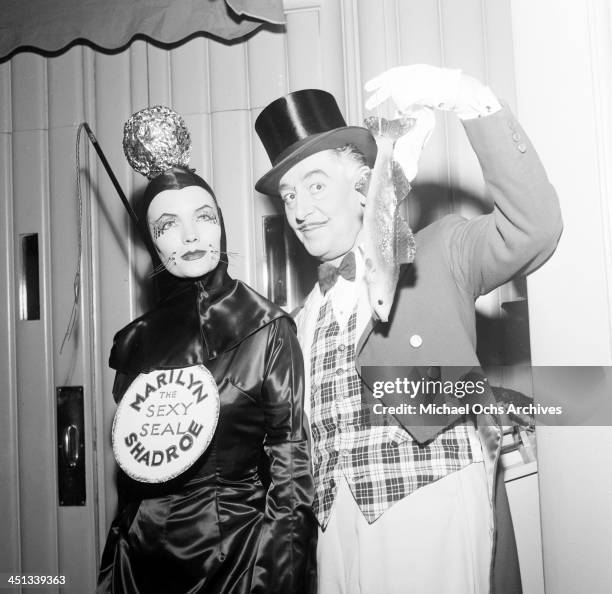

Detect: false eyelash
152,223,172,241
197,213,219,224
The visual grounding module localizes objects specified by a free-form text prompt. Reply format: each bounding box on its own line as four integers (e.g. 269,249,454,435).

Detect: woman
97,106,315,593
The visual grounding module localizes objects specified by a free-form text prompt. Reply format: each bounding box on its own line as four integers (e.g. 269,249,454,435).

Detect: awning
1,0,285,60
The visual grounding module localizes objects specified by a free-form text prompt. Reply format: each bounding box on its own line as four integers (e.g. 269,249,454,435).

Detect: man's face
279,150,364,262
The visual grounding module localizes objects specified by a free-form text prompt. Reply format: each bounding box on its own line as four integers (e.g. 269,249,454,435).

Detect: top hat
255,89,377,196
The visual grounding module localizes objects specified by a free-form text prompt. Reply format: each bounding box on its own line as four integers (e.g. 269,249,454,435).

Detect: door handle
56,386,86,505
62,424,79,468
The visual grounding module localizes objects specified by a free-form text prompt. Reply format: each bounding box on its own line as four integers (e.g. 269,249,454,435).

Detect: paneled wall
0,58,20,580
511,1,612,592
0,50,100,593
0,0,521,590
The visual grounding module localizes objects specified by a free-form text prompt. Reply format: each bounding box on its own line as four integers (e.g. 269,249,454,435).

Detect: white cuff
456,85,502,120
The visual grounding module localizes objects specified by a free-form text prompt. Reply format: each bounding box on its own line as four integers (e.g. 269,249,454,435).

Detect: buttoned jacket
296,105,562,594
355,106,561,437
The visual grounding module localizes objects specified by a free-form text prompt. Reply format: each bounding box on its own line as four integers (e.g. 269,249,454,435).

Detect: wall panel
211,110,254,283
47,48,84,128
183,113,213,181
11,54,47,132
482,0,517,109
171,37,211,115
49,124,98,593
47,48,100,592
11,50,57,584
247,29,287,109
0,101,20,574
129,41,151,112
511,1,612,592
316,0,346,109
247,22,289,297
439,0,487,74
92,50,139,532
393,0,451,223
285,7,323,91
396,0,443,66
13,126,58,576
0,61,11,133
336,0,362,124
356,0,390,104
127,43,158,299
209,42,249,111
439,0,488,210
147,43,172,107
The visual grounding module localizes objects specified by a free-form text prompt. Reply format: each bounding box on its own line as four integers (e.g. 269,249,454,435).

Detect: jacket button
409,334,423,348
335,367,344,376
517,143,527,153
512,132,521,142
337,344,346,352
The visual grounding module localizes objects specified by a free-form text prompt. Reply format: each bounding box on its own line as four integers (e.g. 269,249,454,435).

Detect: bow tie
318,251,356,294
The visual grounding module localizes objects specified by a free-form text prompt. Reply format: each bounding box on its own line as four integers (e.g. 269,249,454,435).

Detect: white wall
511,0,612,592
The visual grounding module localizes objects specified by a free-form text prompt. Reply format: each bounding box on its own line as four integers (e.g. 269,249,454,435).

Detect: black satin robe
97,279,316,594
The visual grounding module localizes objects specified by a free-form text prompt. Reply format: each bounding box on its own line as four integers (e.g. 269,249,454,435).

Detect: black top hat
255,89,377,196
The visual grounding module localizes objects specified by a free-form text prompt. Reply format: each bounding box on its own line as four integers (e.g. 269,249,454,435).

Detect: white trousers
317,462,493,594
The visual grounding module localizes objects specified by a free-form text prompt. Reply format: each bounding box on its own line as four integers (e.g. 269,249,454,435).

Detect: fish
361,116,417,322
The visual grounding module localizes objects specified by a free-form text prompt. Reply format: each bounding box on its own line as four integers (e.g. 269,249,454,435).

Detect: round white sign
112,364,220,483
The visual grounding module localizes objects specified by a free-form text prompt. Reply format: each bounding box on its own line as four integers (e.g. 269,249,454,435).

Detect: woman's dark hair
139,166,216,228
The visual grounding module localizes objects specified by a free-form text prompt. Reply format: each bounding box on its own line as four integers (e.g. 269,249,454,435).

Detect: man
254,65,562,593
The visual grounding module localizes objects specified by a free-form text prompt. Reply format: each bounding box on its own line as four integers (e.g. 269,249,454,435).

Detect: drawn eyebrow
151,213,177,224
151,204,216,224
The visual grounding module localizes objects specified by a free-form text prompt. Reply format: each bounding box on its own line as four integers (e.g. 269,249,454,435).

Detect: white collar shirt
295,246,371,420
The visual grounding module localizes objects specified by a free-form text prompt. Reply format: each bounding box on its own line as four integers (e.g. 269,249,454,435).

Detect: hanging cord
59,124,86,354
60,123,139,354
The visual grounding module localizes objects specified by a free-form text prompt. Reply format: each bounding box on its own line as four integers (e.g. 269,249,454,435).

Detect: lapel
353,262,488,443
354,317,374,376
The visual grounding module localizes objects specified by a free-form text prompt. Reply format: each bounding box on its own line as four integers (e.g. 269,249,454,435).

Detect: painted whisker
148,253,176,277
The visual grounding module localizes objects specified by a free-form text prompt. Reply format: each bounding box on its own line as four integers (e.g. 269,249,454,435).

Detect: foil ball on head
123,105,192,180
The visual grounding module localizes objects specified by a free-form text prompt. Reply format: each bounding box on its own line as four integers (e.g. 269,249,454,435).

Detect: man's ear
354,166,371,205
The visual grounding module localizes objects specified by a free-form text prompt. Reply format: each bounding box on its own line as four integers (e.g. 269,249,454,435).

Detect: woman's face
147,186,221,278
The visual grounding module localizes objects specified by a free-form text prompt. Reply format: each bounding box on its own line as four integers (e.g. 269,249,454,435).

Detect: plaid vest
310,299,474,527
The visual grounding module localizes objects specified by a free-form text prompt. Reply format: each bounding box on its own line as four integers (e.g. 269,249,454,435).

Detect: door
0,51,100,593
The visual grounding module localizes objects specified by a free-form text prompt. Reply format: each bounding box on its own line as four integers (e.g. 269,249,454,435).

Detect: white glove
393,106,435,182
365,64,501,120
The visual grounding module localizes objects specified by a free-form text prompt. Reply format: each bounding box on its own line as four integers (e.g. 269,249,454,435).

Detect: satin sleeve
111,371,138,403
250,318,317,594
